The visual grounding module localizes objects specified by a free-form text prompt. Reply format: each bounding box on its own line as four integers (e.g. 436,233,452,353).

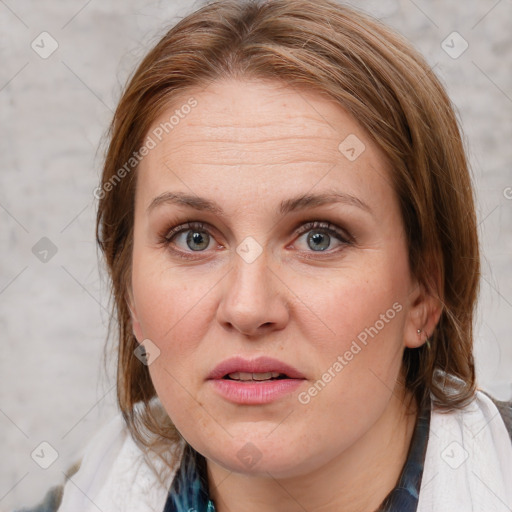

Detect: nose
216,251,290,337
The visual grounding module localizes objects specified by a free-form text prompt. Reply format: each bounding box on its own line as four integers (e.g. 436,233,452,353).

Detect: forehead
136,78,392,210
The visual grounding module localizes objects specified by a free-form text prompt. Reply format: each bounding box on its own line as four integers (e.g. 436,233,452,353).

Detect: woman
16,0,512,511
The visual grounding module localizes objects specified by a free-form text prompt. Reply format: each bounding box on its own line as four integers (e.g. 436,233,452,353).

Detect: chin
203,438,324,479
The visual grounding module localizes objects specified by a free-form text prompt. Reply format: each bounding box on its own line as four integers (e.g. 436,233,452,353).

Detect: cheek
299,260,406,355
130,258,220,436
292,259,407,407
131,251,216,348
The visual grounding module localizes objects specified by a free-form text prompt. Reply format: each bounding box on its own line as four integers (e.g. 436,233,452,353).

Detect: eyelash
159,220,353,260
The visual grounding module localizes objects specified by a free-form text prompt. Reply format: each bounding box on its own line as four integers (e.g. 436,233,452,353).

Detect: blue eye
294,221,350,252
161,220,351,259
164,222,214,252
304,231,333,251
178,229,211,251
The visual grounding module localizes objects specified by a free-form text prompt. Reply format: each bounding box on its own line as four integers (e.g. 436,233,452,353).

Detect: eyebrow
147,191,373,217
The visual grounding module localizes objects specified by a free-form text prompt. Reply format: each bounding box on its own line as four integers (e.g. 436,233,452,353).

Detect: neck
207,387,418,512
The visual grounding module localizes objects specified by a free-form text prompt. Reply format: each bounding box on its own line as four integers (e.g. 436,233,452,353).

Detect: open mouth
211,364,305,404
222,372,290,381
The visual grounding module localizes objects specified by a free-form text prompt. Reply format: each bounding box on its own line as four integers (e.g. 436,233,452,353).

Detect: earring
417,329,431,350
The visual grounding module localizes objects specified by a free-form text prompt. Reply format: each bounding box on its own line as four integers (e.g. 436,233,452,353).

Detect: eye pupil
187,230,210,251
308,231,330,251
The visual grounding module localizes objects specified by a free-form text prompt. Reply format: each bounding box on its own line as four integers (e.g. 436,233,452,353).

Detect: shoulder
12,486,64,512
449,388,512,445
14,401,184,512
12,461,80,512
479,389,512,441
429,384,512,443
418,388,512,511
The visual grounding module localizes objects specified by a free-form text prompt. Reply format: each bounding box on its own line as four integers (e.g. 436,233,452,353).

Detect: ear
126,287,144,343
403,277,443,349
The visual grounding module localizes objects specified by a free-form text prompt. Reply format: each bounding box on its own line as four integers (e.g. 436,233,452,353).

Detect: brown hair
96,0,480,450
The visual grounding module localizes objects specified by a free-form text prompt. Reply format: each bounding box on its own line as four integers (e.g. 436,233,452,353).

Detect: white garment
58,391,511,512
58,411,183,512
417,390,512,512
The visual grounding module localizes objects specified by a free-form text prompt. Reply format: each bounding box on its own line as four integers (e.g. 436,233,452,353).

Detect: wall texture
1,0,511,509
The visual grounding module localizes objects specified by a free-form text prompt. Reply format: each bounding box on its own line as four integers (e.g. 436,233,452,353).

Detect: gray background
1,0,511,509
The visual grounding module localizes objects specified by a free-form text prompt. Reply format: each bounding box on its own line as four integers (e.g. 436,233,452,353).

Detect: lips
207,356,306,381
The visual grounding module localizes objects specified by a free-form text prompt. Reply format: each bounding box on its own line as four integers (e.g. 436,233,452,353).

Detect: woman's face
129,78,428,478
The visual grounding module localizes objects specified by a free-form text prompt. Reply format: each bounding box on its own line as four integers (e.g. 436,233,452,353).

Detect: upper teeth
227,371,282,381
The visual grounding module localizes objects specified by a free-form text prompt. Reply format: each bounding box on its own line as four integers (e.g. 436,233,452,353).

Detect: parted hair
96,0,480,450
